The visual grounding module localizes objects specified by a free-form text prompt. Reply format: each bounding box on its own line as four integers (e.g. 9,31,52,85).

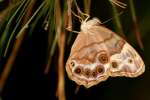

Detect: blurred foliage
0,0,149,100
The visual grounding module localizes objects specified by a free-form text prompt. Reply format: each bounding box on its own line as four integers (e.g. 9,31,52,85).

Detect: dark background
0,0,150,100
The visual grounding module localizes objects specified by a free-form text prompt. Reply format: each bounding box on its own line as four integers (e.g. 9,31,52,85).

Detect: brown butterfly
65,17,145,88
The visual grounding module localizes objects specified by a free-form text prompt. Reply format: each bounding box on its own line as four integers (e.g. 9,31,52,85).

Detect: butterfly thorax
81,18,101,33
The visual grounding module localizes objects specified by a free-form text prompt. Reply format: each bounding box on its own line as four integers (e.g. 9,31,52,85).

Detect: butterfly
65,17,145,88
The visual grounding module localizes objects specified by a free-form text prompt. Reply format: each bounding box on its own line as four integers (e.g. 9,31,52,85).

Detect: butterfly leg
66,0,90,33
73,0,90,22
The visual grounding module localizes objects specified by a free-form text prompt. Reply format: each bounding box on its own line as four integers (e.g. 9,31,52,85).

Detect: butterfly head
81,17,101,33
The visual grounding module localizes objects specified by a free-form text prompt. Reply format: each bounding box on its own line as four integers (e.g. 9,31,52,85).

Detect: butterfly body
66,18,145,88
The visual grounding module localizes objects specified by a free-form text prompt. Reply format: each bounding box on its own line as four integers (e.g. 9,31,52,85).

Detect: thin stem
84,0,91,14
129,0,143,49
16,1,45,38
109,1,125,37
4,0,29,56
55,0,66,100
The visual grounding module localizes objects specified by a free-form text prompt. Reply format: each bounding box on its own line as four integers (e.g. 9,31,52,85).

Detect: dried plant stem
44,0,55,74
66,0,73,44
44,57,52,74
66,0,73,31
57,31,66,100
44,30,57,74
55,0,66,100
129,0,143,49
84,0,91,14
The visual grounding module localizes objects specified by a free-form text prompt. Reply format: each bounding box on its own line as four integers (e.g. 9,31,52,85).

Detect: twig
55,0,66,100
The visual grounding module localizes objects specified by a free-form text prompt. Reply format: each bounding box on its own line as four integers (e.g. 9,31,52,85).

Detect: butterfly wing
66,19,145,88
90,26,145,78
109,42,145,77
66,25,113,88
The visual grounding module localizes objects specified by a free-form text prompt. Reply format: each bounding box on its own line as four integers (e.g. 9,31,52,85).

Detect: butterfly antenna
73,0,90,22
102,11,124,24
71,10,83,22
109,0,127,9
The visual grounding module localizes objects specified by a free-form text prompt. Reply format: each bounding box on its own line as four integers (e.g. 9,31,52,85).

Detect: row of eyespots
74,65,104,78
71,51,108,77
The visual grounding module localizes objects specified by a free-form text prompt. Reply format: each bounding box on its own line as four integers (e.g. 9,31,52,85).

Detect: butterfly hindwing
109,42,145,77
